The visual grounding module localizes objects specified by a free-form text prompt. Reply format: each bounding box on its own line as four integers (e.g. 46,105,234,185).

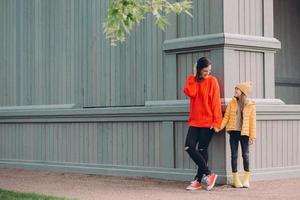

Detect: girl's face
200,65,211,79
234,87,242,97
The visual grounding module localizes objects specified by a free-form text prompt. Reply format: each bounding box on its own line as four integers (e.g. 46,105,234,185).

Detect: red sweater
183,75,222,129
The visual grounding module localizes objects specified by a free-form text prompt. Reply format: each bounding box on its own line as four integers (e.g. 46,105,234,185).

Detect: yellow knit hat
235,82,252,96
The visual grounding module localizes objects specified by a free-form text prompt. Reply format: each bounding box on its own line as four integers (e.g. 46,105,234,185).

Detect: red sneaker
201,173,218,191
186,180,202,190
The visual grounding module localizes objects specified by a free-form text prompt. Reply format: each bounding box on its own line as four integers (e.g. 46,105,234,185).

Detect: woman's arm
210,78,222,129
183,75,198,98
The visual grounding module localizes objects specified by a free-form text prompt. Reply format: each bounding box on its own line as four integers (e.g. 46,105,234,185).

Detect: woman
183,57,222,191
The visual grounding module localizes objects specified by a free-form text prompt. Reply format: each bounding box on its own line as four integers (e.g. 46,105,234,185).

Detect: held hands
211,126,254,144
210,126,221,133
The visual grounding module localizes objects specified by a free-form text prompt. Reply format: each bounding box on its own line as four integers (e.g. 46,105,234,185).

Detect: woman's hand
214,127,220,133
193,63,197,76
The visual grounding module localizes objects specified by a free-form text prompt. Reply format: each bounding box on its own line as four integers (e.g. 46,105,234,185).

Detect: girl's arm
183,75,198,98
249,106,256,142
220,102,231,130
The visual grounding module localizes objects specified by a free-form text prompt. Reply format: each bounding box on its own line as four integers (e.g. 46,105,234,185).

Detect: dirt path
0,168,299,200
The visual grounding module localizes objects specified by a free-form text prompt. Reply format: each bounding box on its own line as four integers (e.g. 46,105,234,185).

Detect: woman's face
234,87,242,97
200,65,211,79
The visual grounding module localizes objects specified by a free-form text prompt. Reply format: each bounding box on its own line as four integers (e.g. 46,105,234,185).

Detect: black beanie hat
196,57,212,81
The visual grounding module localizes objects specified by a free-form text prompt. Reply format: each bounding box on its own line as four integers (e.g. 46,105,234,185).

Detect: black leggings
229,131,250,172
185,127,214,180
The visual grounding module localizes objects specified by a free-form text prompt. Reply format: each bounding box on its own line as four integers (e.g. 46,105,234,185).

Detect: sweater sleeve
183,75,198,98
210,78,222,129
249,106,256,140
220,102,231,130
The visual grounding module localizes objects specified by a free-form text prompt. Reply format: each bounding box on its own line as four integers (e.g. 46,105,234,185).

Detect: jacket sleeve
220,102,231,130
210,78,222,129
249,106,256,140
183,75,198,98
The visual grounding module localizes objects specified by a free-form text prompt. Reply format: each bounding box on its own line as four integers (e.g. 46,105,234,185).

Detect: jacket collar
232,96,255,106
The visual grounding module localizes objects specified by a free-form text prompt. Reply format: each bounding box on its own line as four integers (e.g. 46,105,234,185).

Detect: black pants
229,131,250,172
185,127,214,180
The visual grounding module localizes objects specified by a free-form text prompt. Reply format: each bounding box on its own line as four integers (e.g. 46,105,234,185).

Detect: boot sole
186,186,202,191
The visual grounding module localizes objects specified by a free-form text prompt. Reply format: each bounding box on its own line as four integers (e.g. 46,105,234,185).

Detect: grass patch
0,188,74,200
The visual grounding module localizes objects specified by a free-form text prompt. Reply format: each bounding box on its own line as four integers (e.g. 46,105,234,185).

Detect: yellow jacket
221,97,256,140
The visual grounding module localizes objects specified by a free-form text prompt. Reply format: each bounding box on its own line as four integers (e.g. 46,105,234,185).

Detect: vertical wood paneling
292,121,298,166
177,0,223,37
0,0,83,106
298,121,300,165
236,51,264,98
274,0,300,104
224,0,263,35
0,0,151,107
0,122,163,167
92,0,164,105
277,120,283,167
174,122,196,169
274,0,300,80
272,120,277,167
85,2,163,106
250,120,300,170
132,123,138,166
144,16,165,102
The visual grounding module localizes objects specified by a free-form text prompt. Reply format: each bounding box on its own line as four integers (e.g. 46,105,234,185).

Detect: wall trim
0,104,76,111
250,166,300,181
1,160,299,184
276,78,300,87
163,33,281,54
0,159,227,184
0,105,188,123
0,101,299,123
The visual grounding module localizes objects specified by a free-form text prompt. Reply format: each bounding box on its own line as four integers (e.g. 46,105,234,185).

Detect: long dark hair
237,93,248,112
196,57,212,82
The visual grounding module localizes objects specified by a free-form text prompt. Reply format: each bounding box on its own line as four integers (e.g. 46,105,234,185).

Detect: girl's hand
210,126,220,133
249,138,254,145
193,63,197,76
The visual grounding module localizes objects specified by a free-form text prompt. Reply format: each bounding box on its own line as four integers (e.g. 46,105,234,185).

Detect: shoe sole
186,186,202,191
205,174,218,191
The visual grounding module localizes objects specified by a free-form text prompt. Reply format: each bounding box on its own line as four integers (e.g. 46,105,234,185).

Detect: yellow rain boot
242,171,250,188
232,172,243,188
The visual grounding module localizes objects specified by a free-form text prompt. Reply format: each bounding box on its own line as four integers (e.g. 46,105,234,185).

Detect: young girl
217,82,256,188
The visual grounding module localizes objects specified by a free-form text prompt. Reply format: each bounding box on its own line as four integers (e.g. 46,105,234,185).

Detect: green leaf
104,0,193,45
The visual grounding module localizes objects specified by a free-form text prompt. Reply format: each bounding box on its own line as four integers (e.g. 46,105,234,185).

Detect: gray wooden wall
274,0,300,104
0,0,300,183
0,0,83,106
2,0,295,105
223,0,263,36
222,0,279,99
0,0,162,107
0,122,163,166
0,105,299,182
0,0,225,107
